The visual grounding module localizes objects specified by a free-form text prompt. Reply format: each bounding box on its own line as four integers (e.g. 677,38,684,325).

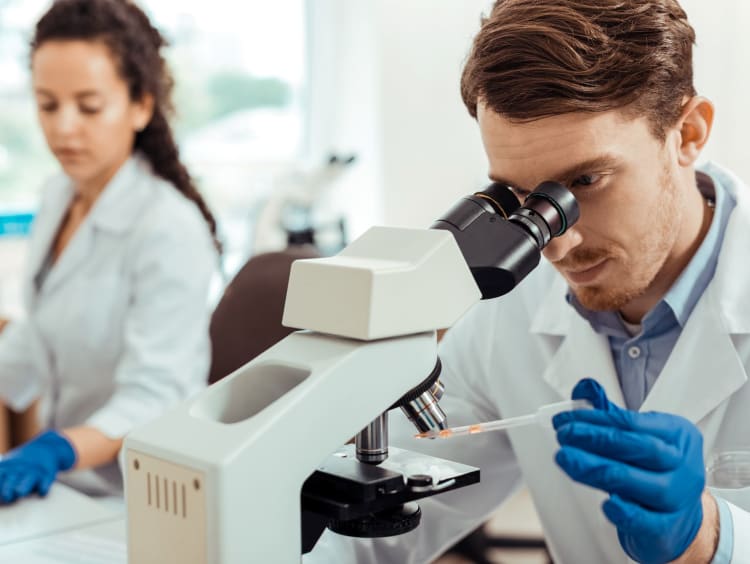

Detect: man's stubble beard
571,167,682,312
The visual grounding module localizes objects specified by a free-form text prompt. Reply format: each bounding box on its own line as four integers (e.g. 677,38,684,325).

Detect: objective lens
400,385,448,434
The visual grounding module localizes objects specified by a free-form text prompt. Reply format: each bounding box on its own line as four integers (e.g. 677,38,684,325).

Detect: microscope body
124,226,481,564
123,181,579,563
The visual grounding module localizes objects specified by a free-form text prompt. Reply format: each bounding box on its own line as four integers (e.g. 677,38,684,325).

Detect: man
308,1,750,562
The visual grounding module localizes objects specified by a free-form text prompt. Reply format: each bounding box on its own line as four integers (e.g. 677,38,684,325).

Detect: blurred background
2,0,748,281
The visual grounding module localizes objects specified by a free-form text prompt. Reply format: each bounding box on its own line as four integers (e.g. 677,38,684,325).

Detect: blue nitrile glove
0,430,76,504
552,378,705,564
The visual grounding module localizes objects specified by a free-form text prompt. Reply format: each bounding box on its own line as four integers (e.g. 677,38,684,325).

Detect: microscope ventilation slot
126,450,208,563
146,472,188,517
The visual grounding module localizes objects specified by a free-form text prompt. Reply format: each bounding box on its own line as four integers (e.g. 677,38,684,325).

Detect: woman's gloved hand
0,430,76,503
552,378,706,564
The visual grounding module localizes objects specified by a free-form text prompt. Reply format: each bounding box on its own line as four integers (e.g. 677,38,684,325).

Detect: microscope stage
302,445,480,522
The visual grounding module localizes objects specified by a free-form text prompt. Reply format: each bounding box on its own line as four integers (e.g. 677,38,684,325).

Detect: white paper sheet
0,482,121,546
0,520,126,563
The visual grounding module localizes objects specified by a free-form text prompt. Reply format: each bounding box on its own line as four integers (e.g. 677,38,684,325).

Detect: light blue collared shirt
569,166,736,563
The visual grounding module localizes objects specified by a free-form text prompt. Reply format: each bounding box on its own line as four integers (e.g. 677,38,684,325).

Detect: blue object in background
0,430,77,504
0,211,35,237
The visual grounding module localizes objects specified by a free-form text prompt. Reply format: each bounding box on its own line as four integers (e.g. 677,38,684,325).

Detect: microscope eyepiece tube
432,181,580,299
509,181,580,247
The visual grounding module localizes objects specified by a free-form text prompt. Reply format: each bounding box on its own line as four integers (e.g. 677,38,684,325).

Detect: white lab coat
0,153,217,496
307,162,750,563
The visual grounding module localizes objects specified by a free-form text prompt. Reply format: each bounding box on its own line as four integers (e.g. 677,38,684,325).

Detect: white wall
307,0,492,234
372,1,492,229
305,1,383,237
309,1,750,236
680,1,750,177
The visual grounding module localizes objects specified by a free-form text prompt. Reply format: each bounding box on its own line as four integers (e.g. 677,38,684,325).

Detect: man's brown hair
461,0,697,139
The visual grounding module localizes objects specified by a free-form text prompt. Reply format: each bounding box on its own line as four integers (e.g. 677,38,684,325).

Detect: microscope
123,181,578,563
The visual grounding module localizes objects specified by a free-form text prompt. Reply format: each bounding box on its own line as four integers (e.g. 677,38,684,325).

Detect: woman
0,0,219,501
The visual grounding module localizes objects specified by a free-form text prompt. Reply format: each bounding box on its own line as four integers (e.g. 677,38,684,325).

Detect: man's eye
80,106,101,115
571,174,601,188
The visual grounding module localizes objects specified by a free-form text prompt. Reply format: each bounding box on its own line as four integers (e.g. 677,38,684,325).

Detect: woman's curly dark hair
31,0,220,249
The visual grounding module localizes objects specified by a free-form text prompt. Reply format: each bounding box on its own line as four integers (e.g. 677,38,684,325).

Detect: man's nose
543,228,583,262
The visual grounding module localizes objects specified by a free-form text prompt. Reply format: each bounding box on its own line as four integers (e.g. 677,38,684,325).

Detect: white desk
0,483,127,562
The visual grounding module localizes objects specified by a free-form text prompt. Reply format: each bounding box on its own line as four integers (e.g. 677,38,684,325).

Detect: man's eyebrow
489,154,621,190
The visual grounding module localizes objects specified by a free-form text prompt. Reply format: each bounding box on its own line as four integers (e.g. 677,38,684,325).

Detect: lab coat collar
24,179,71,303
637,286,747,422
530,161,750,421
532,271,747,421
701,162,750,334
529,272,574,337
540,311,628,408
31,153,153,298
528,269,627,404
88,152,154,234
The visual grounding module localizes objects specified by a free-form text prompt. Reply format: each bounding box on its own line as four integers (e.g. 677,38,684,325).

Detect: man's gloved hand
552,378,706,564
0,430,76,504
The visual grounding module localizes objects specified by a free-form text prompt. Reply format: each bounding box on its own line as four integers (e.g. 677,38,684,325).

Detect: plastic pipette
414,399,591,439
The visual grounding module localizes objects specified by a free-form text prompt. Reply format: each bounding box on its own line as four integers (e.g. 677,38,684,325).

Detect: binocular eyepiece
432,181,580,299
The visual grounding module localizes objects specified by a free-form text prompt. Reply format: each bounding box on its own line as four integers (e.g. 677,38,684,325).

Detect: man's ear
675,96,714,167
132,93,155,132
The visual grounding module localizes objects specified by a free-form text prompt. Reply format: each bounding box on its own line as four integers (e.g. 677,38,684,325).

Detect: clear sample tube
414,399,591,439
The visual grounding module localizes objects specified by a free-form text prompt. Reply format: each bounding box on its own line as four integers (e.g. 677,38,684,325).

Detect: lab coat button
627,346,642,359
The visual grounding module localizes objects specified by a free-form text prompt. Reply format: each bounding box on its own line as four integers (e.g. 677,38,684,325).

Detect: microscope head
283,180,580,440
